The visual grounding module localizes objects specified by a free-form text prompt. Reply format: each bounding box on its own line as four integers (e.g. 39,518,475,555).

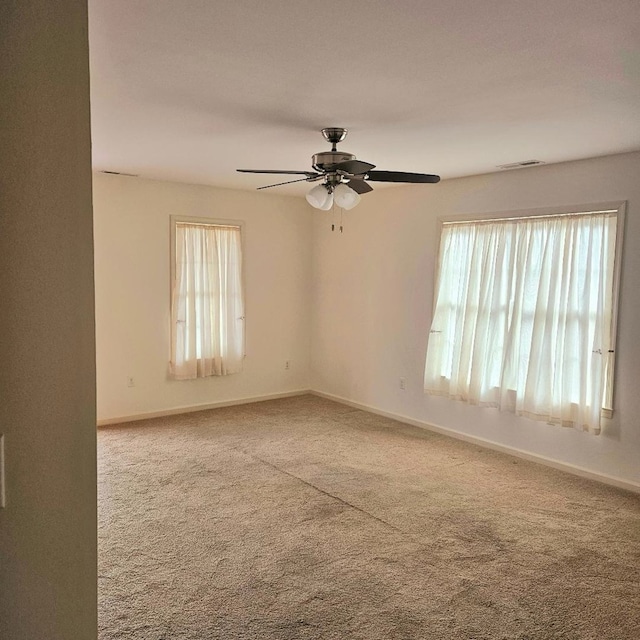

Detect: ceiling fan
237,128,440,210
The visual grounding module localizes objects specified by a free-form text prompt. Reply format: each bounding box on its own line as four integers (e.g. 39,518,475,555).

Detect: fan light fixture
306,184,334,210
333,183,360,210
305,182,361,211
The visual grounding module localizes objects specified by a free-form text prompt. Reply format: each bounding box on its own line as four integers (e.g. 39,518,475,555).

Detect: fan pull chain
329,203,345,233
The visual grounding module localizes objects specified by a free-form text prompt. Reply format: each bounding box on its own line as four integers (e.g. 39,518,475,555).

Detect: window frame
169,215,246,367
432,201,626,417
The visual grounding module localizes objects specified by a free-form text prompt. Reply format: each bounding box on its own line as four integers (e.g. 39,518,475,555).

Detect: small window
170,217,245,379
424,203,624,434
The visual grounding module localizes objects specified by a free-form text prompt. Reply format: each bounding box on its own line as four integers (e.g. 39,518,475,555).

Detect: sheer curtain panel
171,222,244,379
424,211,618,434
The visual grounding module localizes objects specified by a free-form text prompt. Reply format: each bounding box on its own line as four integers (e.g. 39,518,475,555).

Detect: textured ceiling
89,0,640,194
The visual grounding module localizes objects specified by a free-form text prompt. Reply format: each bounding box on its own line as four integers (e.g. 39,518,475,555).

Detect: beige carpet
98,394,640,639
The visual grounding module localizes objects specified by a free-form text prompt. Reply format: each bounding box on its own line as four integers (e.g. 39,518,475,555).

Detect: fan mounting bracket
321,127,348,151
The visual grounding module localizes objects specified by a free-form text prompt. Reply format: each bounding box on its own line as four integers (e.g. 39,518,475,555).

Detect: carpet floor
98,394,640,639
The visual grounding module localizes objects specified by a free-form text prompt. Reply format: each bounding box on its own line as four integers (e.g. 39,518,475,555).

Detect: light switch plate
0,434,5,508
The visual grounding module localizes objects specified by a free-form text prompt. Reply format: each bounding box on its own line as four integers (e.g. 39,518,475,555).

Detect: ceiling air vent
100,170,139,177
497,160,545,170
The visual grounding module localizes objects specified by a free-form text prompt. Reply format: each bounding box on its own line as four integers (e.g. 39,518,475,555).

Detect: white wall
94,153,640,487
0,1,97,638
311,151,640,488
94,174,312,422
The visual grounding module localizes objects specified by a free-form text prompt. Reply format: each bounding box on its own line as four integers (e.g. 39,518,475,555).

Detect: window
170,218,244,379
424,204,624,434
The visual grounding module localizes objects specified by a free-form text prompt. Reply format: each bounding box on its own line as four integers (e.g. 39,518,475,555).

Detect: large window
424,204,624,434
170,218,244,379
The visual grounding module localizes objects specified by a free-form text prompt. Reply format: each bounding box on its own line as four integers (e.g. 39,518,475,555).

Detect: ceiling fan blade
256,176,321,190
365,171,440,183
333,159,376,175
237,169,319,176
347,179,373,194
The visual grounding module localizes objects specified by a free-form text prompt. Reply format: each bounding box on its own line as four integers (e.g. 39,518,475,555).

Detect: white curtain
171,223,244,379
424,212,616,433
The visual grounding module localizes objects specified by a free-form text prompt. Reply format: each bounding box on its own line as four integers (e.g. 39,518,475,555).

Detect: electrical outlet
127,376,135,387
284,360,290,370
399,377,406,391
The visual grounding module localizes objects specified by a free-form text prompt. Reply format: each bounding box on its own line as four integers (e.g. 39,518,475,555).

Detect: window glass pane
424,210,619,433
171,221,244,379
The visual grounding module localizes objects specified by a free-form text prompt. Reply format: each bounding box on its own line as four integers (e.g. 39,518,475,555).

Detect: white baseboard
97,389,311,427
311,390,640,495
97,387,640,494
